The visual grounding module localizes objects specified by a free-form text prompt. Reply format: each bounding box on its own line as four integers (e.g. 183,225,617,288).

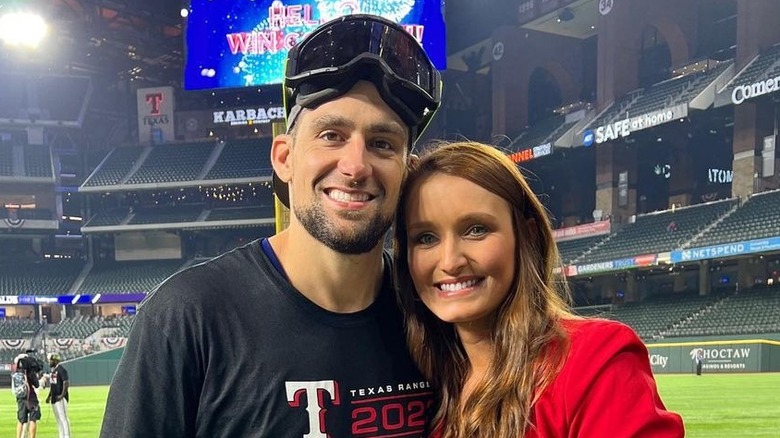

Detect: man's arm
59,369,69,402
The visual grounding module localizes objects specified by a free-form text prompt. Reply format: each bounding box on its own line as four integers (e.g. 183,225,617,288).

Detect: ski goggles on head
282,14,442,142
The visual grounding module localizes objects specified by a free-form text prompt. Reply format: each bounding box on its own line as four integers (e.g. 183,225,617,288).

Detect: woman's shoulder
562,317,640,343
559,317,645,366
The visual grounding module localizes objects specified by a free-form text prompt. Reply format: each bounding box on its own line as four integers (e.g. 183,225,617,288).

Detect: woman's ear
408,153,420,171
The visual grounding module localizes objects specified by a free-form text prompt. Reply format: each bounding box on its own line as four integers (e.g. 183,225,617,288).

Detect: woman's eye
466,225,488,237
416,233,437,245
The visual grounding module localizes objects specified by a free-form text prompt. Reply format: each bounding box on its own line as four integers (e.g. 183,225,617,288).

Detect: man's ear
271,134,293,182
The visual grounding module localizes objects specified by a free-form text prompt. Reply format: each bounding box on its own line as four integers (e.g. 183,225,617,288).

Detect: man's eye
373,140,393,150
320,132,343,142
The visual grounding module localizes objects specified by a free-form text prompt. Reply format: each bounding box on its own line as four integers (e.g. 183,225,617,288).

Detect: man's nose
337,137,372,181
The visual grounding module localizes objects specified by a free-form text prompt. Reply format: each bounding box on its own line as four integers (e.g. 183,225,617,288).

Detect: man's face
275,81,409,254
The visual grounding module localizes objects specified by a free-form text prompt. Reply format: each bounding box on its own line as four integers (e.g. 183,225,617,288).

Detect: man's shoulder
140,240,270,310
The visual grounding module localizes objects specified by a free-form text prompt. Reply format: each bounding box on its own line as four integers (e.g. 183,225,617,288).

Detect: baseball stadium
0,0,779,436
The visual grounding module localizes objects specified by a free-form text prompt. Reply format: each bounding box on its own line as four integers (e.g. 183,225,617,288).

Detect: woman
394,141,683,437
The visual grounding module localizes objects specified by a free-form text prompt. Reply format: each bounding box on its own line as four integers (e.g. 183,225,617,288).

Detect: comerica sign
731,76,780,105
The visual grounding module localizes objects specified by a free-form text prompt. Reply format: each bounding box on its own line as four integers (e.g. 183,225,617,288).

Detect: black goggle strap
284,72,424,136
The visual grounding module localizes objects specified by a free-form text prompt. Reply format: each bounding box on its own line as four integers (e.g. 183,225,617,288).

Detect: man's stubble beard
295,200,395,255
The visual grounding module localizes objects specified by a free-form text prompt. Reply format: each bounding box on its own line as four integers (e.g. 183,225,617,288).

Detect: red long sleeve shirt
432,319,684,437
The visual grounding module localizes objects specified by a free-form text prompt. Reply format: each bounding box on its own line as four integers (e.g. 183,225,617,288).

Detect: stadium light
0,11,48,49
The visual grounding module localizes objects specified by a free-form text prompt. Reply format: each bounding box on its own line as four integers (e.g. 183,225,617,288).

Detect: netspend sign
671,236,780,263
586,104,688,145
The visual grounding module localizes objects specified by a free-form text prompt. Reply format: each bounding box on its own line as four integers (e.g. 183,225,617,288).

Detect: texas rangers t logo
286,380,340,438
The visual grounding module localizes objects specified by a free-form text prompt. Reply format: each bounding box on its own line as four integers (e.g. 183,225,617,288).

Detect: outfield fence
10,338,780,387
647,339,780,374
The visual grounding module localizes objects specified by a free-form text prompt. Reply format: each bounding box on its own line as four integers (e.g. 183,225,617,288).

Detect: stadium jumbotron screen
183,0,446,90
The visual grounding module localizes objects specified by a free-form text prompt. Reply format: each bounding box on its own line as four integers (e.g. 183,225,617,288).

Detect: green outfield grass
656,373,780,437
0,374,778,437
0,386,108,438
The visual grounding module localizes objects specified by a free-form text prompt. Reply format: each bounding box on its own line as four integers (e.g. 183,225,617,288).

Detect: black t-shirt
100,240,432,437
49,364,69,403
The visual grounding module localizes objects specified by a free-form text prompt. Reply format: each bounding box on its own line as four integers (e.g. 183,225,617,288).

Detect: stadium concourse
1,0,780,390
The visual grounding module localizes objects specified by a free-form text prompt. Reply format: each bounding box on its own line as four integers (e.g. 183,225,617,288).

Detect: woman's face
405,173,516,333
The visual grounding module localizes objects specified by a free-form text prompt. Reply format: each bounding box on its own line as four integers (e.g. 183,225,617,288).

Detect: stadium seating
588,89,643,129
588,63,730,129
128,204,204,224
605,291,723,340
581,199,737,263
23,144,53,177
664,287,780,337
206,205,276,221
1,208,53,220
557,235,609,265
101,314,134,337
0,144,12,176
510,115,567,152
18,208,53,220
690,190,780,248
205,138,273,179
126,142,215,184
83,147,144,187
84,207,130,227
730,43,780,88
0,349,27,365
627,63,730,116
49,315,102,339
78,260,185,294
0,319,42,339
0,260,83,295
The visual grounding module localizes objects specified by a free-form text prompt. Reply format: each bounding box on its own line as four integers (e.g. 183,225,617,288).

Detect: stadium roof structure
0,0,184,85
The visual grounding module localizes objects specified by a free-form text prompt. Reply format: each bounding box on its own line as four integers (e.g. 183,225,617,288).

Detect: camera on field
16,350,44,378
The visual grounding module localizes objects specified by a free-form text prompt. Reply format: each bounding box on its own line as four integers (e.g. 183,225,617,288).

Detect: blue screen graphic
184,0,446,90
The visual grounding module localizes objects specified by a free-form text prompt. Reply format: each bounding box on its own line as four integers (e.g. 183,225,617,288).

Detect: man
694,348,704,375
100,14,441,437
46,354,71,438
13,353,41,438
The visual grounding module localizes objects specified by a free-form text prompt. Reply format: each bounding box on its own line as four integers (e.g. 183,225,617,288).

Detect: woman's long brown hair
394,141,575,437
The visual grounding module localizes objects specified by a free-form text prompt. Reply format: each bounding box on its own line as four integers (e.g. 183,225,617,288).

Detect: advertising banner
184,0,446,89
647,340,780,374
583,104,688,146
509,142,553,164
574,253,658,275
671,236,780,263
553,220,611,241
